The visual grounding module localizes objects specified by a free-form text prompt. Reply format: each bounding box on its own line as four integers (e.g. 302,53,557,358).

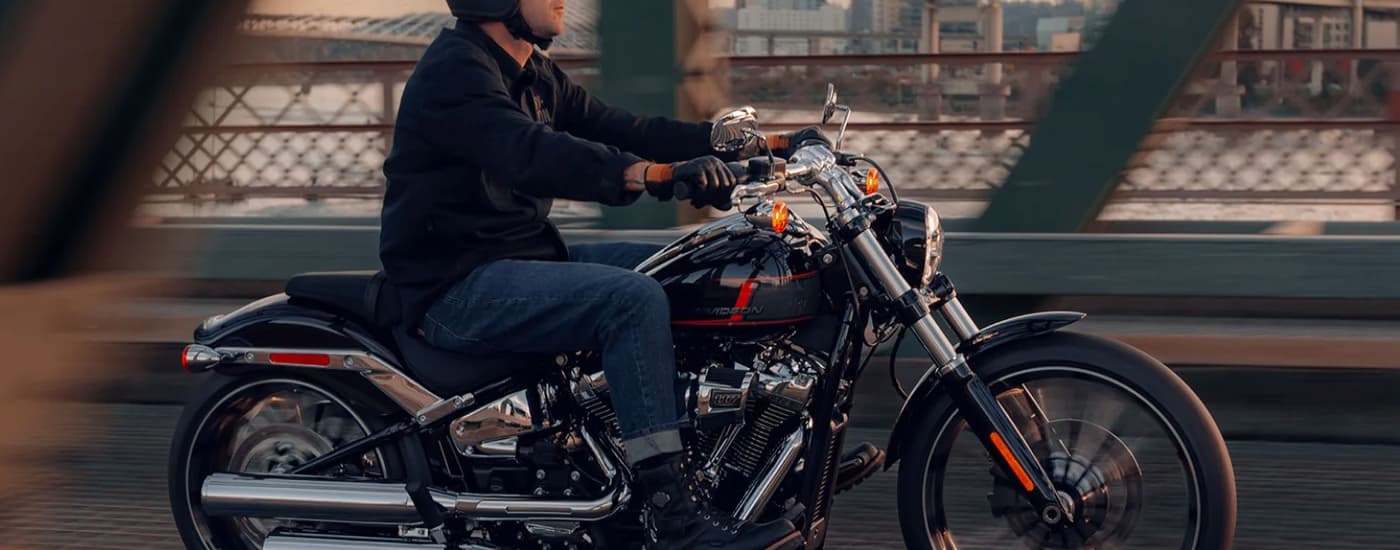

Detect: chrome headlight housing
883,201,944,289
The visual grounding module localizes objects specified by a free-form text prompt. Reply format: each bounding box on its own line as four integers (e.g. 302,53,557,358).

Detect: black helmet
446,0,553,49
446,0,517,20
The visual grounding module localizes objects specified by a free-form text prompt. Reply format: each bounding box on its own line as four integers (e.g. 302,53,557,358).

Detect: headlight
885,201,944,289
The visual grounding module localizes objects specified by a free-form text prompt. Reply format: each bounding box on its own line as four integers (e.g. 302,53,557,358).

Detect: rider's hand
644,156,738,210
766,126,832,158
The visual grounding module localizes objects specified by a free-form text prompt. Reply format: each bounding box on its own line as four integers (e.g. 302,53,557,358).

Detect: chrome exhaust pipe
263,532,497,550
202,473,628,524
201,474,427,525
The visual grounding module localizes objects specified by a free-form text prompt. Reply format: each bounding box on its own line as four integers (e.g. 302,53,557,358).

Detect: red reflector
180,346,191,371
268,353,333,367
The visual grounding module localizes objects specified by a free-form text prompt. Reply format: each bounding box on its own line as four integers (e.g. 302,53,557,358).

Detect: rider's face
519,0,566,39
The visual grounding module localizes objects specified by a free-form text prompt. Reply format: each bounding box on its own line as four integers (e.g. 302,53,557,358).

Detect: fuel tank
637,211,830,330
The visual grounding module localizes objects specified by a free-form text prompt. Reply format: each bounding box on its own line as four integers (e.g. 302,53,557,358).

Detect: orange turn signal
771,201,790,233
863,167,880,195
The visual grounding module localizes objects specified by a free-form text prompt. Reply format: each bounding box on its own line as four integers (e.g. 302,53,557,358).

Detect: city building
732,3,849,55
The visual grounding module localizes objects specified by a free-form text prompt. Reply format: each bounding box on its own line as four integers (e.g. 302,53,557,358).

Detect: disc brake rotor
226,423,335,544
988,419,1144,549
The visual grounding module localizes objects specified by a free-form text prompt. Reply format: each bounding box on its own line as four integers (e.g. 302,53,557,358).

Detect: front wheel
896,332,1236,550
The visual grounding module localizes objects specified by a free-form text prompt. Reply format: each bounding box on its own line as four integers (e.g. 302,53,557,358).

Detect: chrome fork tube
849,230,1068,520
848,231,958,366
939,297,979,343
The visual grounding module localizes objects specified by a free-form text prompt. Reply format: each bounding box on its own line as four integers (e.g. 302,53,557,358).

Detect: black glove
644,156,739,210
768,126,832,157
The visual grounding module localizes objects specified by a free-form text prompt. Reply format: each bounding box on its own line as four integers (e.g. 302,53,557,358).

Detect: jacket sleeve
550,63,730,164
413,50,644,206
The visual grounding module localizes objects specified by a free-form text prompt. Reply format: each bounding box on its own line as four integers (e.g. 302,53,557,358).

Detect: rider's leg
422,258,685,464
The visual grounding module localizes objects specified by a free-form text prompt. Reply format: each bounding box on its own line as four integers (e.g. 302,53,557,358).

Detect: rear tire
895,332,1236,549
167,372,404,550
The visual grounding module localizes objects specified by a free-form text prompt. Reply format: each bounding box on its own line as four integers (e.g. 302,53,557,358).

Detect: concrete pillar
918,0,942,120
1312,16,1325,94
920,1,939,81
1217,12,1242,116
986,0,1003,80
1354,0,1365,49
1388,59,1400,219
1352,0,1365,92
980,0,1008,123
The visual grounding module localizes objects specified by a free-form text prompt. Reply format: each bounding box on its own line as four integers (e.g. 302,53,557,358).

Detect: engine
574,341,821,511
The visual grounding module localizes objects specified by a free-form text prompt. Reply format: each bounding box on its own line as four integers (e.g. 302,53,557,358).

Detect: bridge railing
153,50,1400,219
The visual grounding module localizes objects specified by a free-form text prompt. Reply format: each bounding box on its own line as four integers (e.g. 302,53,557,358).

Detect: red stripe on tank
730,280,757,321
672,316,816,327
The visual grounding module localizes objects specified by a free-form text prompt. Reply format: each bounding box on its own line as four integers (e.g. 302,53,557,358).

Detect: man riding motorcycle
379,0,827,547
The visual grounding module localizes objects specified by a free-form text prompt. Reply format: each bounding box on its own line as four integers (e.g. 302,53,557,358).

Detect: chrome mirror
822,83,838,125
821,83,852,151
710,106,759,153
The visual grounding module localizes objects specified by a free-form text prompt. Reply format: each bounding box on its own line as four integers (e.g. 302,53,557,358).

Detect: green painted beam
595,0,677,229
976,0,1244,232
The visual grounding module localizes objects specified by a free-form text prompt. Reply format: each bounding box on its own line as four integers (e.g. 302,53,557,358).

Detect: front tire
167,372,403,550
895,332,1236,550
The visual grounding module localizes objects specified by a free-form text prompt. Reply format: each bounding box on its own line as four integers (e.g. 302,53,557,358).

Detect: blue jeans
422,242,684,464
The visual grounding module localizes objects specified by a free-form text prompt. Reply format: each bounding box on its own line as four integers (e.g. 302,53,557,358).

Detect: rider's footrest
834,441,885,495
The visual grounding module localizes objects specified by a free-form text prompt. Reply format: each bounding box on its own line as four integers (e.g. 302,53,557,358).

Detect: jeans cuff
622,429,684,465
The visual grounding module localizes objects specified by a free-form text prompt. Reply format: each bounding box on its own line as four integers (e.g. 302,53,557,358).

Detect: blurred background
5,0,1400,548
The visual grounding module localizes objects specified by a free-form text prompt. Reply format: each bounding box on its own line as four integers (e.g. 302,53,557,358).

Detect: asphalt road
4,403,1399,549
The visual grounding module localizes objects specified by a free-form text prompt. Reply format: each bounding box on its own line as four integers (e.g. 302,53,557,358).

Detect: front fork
847,231,1072,524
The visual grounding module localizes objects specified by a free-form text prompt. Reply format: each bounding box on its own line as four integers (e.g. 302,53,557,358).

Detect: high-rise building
734,3,848,55
849,0,874,33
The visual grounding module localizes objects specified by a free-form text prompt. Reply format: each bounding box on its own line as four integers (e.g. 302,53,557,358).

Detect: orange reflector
989,432,1036,492
863,167,880,195
268,353,332,367
771,201,790,233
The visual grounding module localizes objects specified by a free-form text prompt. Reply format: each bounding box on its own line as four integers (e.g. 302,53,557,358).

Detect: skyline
248,0,1069,17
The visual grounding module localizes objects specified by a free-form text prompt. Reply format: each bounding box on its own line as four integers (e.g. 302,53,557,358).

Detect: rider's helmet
447,0,554,50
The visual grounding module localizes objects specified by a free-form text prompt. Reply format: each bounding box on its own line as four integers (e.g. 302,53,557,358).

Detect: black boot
834,441,885,494
634,452,802,550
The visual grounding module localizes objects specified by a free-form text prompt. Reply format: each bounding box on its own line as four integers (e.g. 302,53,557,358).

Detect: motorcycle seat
285,271,556,397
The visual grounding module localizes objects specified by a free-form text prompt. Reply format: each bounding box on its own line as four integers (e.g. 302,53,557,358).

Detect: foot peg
834,442,884,495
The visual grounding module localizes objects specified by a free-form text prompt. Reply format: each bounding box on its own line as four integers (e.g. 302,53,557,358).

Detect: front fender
883,311,1085,467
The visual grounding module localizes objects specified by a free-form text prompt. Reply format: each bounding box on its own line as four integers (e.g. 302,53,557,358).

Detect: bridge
11,0,1400,548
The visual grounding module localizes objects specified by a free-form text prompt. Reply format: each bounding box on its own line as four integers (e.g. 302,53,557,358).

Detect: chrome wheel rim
921,366,1202,550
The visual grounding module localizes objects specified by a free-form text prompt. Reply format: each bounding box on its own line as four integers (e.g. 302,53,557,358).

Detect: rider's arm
549,62,730,164
410,49,644,205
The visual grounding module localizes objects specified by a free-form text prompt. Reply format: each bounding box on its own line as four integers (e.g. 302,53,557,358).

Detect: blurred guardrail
96,222,1400,379
154,49,1400,216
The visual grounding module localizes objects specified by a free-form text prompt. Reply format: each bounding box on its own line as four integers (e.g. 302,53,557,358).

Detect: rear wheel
168,372,403,549
895,332,1236,550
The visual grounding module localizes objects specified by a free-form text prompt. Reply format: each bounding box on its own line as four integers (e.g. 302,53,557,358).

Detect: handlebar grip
673,181,692,201
726,161,746,179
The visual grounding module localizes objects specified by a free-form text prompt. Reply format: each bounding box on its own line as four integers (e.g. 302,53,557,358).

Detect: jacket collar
454,20,539,92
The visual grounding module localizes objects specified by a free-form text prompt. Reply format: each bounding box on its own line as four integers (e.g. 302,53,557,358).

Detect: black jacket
380,22,718,326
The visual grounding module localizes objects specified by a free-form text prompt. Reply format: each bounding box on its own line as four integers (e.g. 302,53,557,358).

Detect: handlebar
673,146,855,212
670,161,747,203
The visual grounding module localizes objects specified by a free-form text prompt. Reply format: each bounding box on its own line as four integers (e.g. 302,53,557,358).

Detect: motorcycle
168,84,1236,549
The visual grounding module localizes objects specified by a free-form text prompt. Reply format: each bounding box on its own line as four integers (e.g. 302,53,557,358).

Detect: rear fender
184,294,442,416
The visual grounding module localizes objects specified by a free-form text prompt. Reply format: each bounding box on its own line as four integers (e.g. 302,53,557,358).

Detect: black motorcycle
168,85,1236,549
